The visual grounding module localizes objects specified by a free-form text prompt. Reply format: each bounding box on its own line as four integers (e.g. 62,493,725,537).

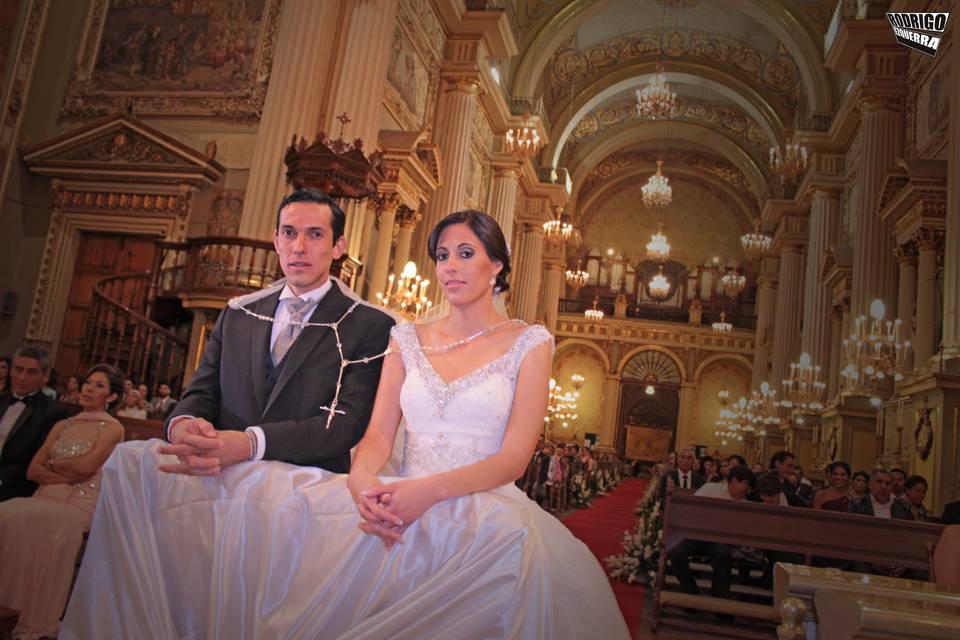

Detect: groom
161,188,395,474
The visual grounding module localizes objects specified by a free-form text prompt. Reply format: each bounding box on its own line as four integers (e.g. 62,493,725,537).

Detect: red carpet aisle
562,478,649,639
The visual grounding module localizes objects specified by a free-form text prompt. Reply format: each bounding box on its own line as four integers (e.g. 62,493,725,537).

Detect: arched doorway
617,350,682,461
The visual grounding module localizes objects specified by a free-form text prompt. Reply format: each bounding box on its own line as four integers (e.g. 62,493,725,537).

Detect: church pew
651,490,946,632
117,416,165,441
774,562,960,640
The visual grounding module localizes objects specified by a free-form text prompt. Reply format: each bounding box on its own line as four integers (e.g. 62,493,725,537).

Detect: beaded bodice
49,419,105,460
390,321,553,478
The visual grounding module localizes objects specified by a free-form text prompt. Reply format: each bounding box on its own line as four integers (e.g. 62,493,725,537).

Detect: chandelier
543,210,573,242
635,62,678,120
545,377,579,431
570,373,585,390
646,222,671,261
741,219,772,258
780,352,826,413
769,143,809,185
712,311,732,333
375,261,433,320
584,297,604,322
717,389,730,405
565,260,589,291
505,125,540,159
840,299,912,407
719,268,746,296
641,160,672,209
648,265,671,300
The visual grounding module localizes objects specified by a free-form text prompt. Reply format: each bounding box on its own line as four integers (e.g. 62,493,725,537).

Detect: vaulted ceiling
500,0,838,265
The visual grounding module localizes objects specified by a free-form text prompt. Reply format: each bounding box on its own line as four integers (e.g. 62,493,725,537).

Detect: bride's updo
427,210,511,293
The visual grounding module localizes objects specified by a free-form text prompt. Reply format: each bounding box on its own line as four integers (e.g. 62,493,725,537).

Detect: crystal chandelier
584,297,604,322
565,260,589,291
543,210,573,242
712,311,732,333
505,125,540,159
741,219,772,258
648,265,671,300
646,222,671,261
375,261,433,320
769,143,809,185
641,160,672,209
840,299,912,406
719,268,746,296
545,377,579,431
570,373,585,390
635,62,677,120
717,389,730,405
780,352,826,413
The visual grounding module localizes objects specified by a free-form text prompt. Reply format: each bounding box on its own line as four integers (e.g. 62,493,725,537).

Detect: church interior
2,0,960,637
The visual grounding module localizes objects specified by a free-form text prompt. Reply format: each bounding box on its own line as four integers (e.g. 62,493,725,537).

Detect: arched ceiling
497,0,838,268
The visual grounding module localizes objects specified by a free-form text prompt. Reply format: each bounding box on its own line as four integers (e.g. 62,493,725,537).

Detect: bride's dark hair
427,210,511,293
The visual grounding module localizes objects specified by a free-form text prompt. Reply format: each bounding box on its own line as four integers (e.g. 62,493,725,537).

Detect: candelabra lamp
768,143,809,185
712,311,732,333
641,160,672,209
544,377,579,437
741,219,772,259
584,297,604,322
780,352,826,413
565,260,589,292
840,299,911,407
375,261,433,320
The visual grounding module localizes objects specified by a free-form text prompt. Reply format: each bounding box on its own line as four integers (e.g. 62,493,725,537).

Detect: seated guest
0,363,124,640
137,383,150,406
116,388,147,419
889,467,907,500
904,475,930,522
0,346,70,502
847,470,913,520
750,462,764,474
668,466,756,599
660,448,706,494
769,450,807,507
727,454,747,470
852,470,870,498
0,356,10,394
942,498,960,525
147,382,178,420
754,472,784,505
40,368,58,400
57,375,82,406
813,461,852,511
794,465,814,503
534,442,554,498
718,459,730,479
700,455,719,482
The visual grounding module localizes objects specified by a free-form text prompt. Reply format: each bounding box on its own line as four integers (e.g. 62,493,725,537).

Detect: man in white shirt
669,466,757,600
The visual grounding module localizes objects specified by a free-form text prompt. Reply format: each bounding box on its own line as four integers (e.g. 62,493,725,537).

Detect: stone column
752,259,779,389
513,222,545,323
393,208,421,271
411,44,481,270
770,245,805,391
238,0,342,240
851,94,904,316
676,382,697,448
542,258,563,333
943,33,960,363
488,163,521,243
367,196,401,299
802,189,840,369
896,244,917,350
828,307,844,397
598,375,621,450
915,230,940,365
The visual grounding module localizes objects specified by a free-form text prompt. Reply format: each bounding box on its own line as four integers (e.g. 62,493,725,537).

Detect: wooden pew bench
652,491,945,636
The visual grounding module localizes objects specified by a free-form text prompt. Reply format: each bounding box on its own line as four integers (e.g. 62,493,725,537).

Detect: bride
62,210,629,639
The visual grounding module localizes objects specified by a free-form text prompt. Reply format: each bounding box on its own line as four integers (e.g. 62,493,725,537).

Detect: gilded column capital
492,164,521,180
442,74,482,95
522,221,545,236
897,242,918,266
856,93,904,114
780,242,805,256
916,227,944,251
395,206,422,230
811,186,843,202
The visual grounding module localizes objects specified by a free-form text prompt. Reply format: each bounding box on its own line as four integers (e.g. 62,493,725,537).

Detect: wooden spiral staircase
80,237,283,393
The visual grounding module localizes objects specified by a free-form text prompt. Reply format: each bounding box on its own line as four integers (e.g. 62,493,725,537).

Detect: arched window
622,350,681,386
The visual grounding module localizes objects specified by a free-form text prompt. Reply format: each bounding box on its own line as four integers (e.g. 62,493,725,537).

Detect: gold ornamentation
914,408,933,461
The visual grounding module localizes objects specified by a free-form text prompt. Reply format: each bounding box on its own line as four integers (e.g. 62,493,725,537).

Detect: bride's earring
489,277,496,287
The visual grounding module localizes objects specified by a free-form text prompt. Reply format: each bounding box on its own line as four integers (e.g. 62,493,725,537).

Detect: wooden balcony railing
82,272,188,393
559,296,757,331
152,236,282,299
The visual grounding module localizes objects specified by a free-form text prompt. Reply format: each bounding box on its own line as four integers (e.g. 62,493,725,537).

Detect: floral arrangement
605,479,663,586
570,470,593,507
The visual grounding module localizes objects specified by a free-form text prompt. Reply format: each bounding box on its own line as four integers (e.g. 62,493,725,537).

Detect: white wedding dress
61,322,629,639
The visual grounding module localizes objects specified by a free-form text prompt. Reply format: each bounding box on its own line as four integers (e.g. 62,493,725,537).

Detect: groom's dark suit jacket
0,391,69,501
167,281,394,473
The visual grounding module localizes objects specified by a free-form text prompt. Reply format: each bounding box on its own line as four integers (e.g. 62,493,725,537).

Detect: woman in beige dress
0,363,124,640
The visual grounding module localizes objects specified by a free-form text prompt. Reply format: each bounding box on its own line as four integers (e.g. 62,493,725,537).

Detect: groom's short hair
275,188,346,242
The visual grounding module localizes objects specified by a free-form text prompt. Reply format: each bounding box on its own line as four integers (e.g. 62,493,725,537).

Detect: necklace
420,318,524,353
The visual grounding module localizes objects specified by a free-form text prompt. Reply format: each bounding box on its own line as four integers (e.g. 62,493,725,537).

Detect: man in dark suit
659,447,706,495
0,346,69,501
847,470,913,520
161,188,395,475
